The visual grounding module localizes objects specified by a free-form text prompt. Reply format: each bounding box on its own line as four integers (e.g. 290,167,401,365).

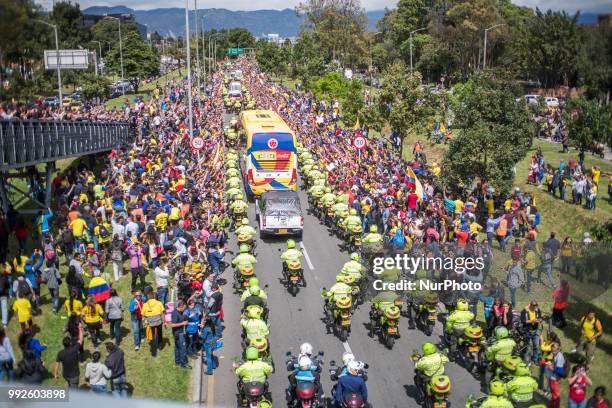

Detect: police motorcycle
328,357,369,408
232,346,273,408
453,324,487,377
321,282,354,342
285,351,325,408
411,347,452,408
369,291,403,349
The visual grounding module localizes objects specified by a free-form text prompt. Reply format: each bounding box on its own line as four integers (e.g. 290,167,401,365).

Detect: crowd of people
0,66,232,393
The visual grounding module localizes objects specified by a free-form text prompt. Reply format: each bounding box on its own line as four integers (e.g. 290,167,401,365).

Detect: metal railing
0,120,130,170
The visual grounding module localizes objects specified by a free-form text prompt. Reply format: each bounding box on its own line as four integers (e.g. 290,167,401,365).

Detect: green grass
104,69,185,110
401,129,611,404
6,258,191,400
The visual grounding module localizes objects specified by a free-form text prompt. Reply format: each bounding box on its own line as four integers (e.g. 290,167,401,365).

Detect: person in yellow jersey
235,347,273,401
12,292,33,333
505,365,538,407
453,195,464,215
240,307,270,341
479,380,514,408
445,299,474,354
142,292,164,357
414,342,449,395
69,215,88,251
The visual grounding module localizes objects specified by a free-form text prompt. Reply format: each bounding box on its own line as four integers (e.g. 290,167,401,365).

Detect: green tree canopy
105,31,159,92
442,74,535,197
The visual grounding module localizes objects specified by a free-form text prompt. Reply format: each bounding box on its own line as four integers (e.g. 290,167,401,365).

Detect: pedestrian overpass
0,120,131,213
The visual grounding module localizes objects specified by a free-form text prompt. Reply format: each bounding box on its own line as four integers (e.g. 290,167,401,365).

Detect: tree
565,97,612,151
442,74,535,197
51,1,91,49
91,17,140,58
291,31,327,84
577,25,612,102
308,72,364,126
80,73,111,100
297,0,368,69
105,31,159,92
379,62,431,156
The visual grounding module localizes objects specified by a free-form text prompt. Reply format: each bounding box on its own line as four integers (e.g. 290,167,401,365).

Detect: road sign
227,48,245,56
44,49,89,69
190,136,204,150
352,135,367,150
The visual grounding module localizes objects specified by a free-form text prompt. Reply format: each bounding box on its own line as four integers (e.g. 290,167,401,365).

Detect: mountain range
83,6,387,37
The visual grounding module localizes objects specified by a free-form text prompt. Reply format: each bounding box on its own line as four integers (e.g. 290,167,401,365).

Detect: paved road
198,112,484,408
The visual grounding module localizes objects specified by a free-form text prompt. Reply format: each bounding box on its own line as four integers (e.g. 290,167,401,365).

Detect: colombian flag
88,276,111,303
405,167,424,202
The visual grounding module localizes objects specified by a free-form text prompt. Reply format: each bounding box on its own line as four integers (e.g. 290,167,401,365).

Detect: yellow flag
353,118,360,131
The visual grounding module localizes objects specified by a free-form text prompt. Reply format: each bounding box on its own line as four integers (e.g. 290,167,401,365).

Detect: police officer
445,299,474,354
232,244,257,268
362,225,383,244
414,342,449,396
505,365,538,407
235,347,273,400
479,380,514,408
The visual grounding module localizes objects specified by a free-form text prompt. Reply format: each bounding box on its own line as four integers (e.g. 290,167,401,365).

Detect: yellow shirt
469,222,482,234
64,299,84,316
13,298,32,323
70,218,88,237
155,212,168,231
82,304,104,324
13,256,29,274
592,168,600,183
486,199,495,215
454,199,463,214
504,199,512,210
582,316,601,340
141,299,164,317
79,192,89,203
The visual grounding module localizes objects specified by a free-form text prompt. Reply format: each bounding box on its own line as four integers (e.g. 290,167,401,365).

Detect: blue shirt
335,373,368,403
184,305,202,334
36,210,53,233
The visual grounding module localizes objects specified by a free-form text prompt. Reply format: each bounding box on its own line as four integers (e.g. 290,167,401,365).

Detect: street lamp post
409,27,427,76
34,19,63,107
107,16,125,94
91,40,103,75
209,33,223,74
483,23,506,70
194,0,201,109
184,0,194,138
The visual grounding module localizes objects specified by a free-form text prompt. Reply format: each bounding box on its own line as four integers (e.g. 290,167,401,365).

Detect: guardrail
0,120,130,170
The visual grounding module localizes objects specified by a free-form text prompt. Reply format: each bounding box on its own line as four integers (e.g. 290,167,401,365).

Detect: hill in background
83,6,386,37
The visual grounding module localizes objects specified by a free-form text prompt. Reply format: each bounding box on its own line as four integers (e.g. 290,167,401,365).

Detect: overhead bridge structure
0,120,131,213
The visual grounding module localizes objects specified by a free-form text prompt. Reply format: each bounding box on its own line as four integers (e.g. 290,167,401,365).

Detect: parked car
524,94,539,104
545,96,559,107
43,96,59,107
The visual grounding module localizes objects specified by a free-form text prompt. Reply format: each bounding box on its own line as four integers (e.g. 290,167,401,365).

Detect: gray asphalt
198,112,484,408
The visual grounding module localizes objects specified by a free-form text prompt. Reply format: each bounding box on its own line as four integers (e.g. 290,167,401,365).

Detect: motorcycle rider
362,225,383,244
341,253,365,281
485,327,517,365
287,356,323,403
240,284,268,304
505,365,538,407
229,193,248,215
240,306,270,342
235,218,257,240
445,299,474,354
322,275,353,328
414,342,449,397
342,209,362,236
280,239,304,281
478,380,514,408
334,360,369,408
235,346,274,401
232,244,257,267
308,178,326,201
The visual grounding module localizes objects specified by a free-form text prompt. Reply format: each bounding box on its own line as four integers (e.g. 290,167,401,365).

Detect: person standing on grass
551,280,569,329
572,310,603,364
128,290,144,351
85,351,111,394
0,328,16,382
504,258,524,309
12,292,32,334
82,296,104,348
105,288,124,345
568,365,592,408
110,235,125,282
104,342,128,397
41,260,61,314
141,291,164,357
546,343,565,408
587,387,610,408
520,300,542,365
128,240,146,292
168,300,190,369
154,256,170,308
54,323,84,388
560,237,574,276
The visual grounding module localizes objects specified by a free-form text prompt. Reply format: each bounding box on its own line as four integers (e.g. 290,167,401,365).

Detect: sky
37,0,612,13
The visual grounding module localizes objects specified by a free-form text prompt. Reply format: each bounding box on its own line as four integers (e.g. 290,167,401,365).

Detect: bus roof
240,110,295,141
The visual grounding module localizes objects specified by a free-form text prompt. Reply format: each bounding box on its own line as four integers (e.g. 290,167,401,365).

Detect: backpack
17,279,31,297
98,224,110,239
62,229,74,245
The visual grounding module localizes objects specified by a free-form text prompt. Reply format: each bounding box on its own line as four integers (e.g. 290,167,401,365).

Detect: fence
0,120,130,170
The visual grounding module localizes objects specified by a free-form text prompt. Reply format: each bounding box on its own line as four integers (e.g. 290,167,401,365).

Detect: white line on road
299,242,315,271
342,341,353,355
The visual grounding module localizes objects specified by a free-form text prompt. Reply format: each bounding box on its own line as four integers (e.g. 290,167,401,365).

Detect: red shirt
569,376,587,402
456,230,468,247
407,193,418,209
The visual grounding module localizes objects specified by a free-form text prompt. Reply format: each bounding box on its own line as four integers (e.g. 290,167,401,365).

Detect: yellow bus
240,110,298,198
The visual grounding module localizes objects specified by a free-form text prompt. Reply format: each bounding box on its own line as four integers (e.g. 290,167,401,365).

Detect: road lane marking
206,371,214,408
299,242,315,270
343,341,353,355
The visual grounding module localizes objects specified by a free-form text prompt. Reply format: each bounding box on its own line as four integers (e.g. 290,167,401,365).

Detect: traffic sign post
227,48,245,56
190,136,204,151
352,135,366,159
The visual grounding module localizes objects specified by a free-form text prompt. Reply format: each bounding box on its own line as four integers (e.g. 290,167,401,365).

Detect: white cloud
37,0,611,13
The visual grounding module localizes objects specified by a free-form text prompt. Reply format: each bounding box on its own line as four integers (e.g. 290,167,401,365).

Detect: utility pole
34,19,63,107
483,23,506,70
92,40,103,75
194,0,201,108
184,0,194,138
107,16,125,94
